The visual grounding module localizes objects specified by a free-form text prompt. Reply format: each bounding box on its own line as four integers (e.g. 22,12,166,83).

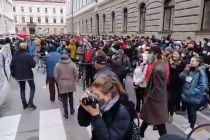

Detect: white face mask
207,42,210,47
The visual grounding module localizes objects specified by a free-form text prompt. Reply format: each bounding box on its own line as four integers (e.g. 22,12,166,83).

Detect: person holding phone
179,56,208,135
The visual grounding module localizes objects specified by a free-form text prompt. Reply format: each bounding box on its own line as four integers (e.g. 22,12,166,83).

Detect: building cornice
13,0,66,3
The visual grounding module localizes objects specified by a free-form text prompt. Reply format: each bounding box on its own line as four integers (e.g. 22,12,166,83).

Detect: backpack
85,50,92,63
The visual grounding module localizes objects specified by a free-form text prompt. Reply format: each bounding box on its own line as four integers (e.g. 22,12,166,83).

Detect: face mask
147,54,155,62
188,48,194,51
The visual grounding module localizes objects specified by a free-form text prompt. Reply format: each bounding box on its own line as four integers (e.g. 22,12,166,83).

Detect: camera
82,96,98,108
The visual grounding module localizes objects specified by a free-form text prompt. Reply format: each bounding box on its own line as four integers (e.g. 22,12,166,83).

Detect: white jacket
133,63,147,88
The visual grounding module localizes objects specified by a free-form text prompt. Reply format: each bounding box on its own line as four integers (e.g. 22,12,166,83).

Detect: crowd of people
3,33,210,140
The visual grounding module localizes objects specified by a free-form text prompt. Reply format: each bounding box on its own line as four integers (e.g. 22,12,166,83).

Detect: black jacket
10,49,36,81
77,99,131,140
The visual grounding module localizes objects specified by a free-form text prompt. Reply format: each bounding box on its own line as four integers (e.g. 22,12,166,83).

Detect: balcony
27,22,36,26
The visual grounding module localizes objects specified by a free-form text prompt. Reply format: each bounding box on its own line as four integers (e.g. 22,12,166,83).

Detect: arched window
202,0,210,30
139,3,146,31
123,8,128,32
103,14,106,33
111,12,115,32
90,18,93,33
96,13,99,35
163,0,175,31
82,20,84,33
86,19,88,33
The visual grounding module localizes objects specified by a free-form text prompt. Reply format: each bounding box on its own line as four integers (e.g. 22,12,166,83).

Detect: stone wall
66,0,210,41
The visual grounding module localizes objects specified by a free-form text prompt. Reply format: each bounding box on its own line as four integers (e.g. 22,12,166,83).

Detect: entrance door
29,27,35,34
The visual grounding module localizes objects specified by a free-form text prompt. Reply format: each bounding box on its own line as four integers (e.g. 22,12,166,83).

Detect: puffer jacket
179,66,208,104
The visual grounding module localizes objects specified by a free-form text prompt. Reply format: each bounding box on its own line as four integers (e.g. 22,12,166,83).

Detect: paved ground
0,69,210,140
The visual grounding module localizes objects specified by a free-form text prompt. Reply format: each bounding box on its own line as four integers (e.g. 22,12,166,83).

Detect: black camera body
82,96,98,108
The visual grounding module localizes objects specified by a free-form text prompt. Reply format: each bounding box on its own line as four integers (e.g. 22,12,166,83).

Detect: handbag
130,119,142,140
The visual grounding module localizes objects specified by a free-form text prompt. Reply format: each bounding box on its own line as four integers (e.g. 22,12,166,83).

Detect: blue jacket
179,66,208,104
28,41,37,57
45,52,61,77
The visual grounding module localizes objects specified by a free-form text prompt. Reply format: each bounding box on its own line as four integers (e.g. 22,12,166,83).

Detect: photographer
77,75,131,140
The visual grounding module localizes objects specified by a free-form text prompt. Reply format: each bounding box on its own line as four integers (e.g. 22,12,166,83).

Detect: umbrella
17,32,29,38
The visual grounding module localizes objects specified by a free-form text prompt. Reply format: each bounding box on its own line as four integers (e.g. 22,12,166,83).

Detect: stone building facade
0,0,15,36
66,0,210,41
13,0,66,35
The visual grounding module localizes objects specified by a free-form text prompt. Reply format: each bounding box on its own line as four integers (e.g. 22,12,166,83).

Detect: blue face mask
147,54,155,62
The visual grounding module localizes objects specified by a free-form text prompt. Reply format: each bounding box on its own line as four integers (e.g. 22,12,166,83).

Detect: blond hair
92,75,125,97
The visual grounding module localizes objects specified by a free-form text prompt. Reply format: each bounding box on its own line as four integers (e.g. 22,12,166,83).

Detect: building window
163,0,175,31
45,17,49,23
111,12,115,32
123,8,128,32
23,27,26,32
45,8,48,13
15,27,18,33
82,20,84,32
37,8,40,13
14,16,17,23
86,19,88,32
54,18,56,23
139,3,146,31
202,0,210,31
29,7,32,13
38,17,41,23
90,18,92,32
61,18,64,23
21,7,24,12
30,17,33,23
22,17,25,23
103,14,106,32
13,7,16,12
60,8,63,14
53,8,56,14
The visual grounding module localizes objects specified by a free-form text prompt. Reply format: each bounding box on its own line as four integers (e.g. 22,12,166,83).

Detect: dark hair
151,46,162,59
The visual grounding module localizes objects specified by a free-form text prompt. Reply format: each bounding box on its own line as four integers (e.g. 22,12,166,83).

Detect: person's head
19,42,28,50
62,41,66,47
172,51,181,61
186,43,194,52
150,46,162,60
94,50,107,69
91,75,125,104
190,56,203,68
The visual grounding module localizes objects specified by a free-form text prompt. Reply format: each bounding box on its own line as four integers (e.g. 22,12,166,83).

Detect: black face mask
188,48,194,51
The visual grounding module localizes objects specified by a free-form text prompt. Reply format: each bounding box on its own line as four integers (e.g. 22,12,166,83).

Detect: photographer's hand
80,102,100,117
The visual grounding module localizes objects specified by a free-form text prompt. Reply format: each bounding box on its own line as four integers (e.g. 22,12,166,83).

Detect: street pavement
0,69,210,140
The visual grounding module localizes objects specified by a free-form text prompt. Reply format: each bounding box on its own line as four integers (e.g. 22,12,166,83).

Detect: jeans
60,92,74,115
140,121,167,137
47,77,59,101
186,102,199,129
134,87,145,112
18,80,35,105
